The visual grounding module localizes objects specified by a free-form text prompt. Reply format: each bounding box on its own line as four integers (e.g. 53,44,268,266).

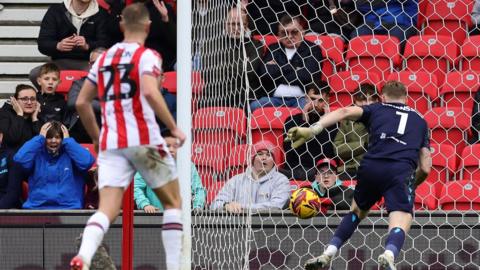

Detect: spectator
210,141,290,213
66,47,106,143
350,0,418,50
334,84,379,180
246,0,303,35
14,121,95,209
199,6,263,108
471,0,480,35
471,85,480,144
251,15,323,112
30,0,109,87
0,84,42,151
36,63,67,123
311,158,354,211
306,0,361,40
134,130,206,212
281,84,337,181
0,132,24,209
106,0,177,71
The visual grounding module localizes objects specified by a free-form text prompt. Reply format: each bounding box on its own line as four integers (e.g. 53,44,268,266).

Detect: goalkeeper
286,81,431,270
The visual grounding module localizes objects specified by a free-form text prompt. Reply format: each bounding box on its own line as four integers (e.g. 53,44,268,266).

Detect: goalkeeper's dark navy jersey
358,102,430,170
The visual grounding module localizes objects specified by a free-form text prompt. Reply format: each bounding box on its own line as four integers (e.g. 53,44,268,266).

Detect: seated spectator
134,130,206,212
311,158,353,211
246,0,302,35
350,0,418,50
251,15,323,112
472,0,480,35
14,121,95,209
334,84,379,180
0,84,42,151
471,85,480,144
0,132,24,209
198,6,263,108
306,0,361,40
36,63,67,123
30,0,109,87
210,141,290,213
281,84,337,181
66,47,106,143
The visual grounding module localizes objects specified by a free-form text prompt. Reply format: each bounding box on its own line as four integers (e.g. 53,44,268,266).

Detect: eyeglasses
18,97,37,103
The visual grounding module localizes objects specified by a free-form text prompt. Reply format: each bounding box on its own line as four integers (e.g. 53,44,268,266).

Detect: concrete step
0,62,43,75
0,26,39,39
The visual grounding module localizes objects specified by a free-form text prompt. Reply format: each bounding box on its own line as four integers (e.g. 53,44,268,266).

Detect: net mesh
190,0,480,269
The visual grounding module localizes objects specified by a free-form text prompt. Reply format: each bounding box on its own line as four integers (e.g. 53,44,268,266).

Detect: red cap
316,158,337,169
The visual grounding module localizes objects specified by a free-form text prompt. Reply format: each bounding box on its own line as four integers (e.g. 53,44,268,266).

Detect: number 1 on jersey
395,111,408,134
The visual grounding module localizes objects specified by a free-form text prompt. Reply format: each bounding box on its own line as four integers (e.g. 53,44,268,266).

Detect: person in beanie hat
311,158,354,211
210,140,290,213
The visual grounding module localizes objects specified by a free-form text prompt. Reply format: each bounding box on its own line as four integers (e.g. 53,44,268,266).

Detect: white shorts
97,145,178,190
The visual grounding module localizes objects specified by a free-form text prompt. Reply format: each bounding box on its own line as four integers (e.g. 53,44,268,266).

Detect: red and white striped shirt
87,42,164,150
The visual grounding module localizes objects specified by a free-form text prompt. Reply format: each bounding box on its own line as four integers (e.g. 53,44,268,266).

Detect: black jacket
37,3,110,60
0,103,43,151
257,41,323,98
313,183,354,211
38,92,67,123
0,147,23,209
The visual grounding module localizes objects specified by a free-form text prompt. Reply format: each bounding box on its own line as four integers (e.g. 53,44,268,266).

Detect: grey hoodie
210,167,290,210
473,0,480,24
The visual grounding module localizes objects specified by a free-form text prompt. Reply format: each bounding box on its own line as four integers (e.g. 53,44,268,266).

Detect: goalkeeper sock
329,212,361,250
385,227,405,258
162,208,183,270
78,211,110,265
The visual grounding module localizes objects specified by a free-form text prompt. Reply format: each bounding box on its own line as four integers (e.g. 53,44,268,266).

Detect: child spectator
30,0,110,87
281,84,337,181
334,84,379,180
0,132,24,209
311,158,353,211
134,130,206,212
210,141,290,213
0,84,42,151
14,121,95,209
37,63,67,123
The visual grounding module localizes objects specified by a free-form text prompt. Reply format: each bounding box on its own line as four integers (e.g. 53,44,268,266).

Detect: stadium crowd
0,0,479,213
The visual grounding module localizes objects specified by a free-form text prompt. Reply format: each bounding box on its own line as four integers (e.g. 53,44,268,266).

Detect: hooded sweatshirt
210,166,290,210
64,0,99,34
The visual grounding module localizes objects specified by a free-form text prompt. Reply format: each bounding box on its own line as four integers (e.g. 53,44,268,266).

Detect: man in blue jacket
14,121,95,209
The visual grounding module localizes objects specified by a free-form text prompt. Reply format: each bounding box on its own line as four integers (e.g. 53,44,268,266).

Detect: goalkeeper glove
285,123,324,149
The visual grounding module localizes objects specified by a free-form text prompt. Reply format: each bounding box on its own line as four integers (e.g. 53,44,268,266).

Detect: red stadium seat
81,143,97,168
162,71,204,95
193,107,246,147
387,71,438,114
428,143,458,186
424,107,471,156
304,34,345,80
328,71,382,107
227,144,248,178
404,35,458,85
252,34,279,52
439,180,480,210
346,35,401,81
458,36,480,71
423,0,474,45
341,180,357,189
415,182,439,210
57,70,88,95
22,181,29,201
250,107,302,160
206,181,226,206
460,144,480,181
440,71,480,110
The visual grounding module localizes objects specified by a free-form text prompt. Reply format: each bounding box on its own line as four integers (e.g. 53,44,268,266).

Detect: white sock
78,211,110,265
324,245,338,257
384,250,395,258
162,209,183,270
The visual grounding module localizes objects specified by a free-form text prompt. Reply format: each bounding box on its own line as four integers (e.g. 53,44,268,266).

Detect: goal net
189,0,480,269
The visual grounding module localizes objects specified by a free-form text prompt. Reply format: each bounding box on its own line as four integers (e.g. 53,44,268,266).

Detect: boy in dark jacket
36,63,67,123
311,158,353,211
